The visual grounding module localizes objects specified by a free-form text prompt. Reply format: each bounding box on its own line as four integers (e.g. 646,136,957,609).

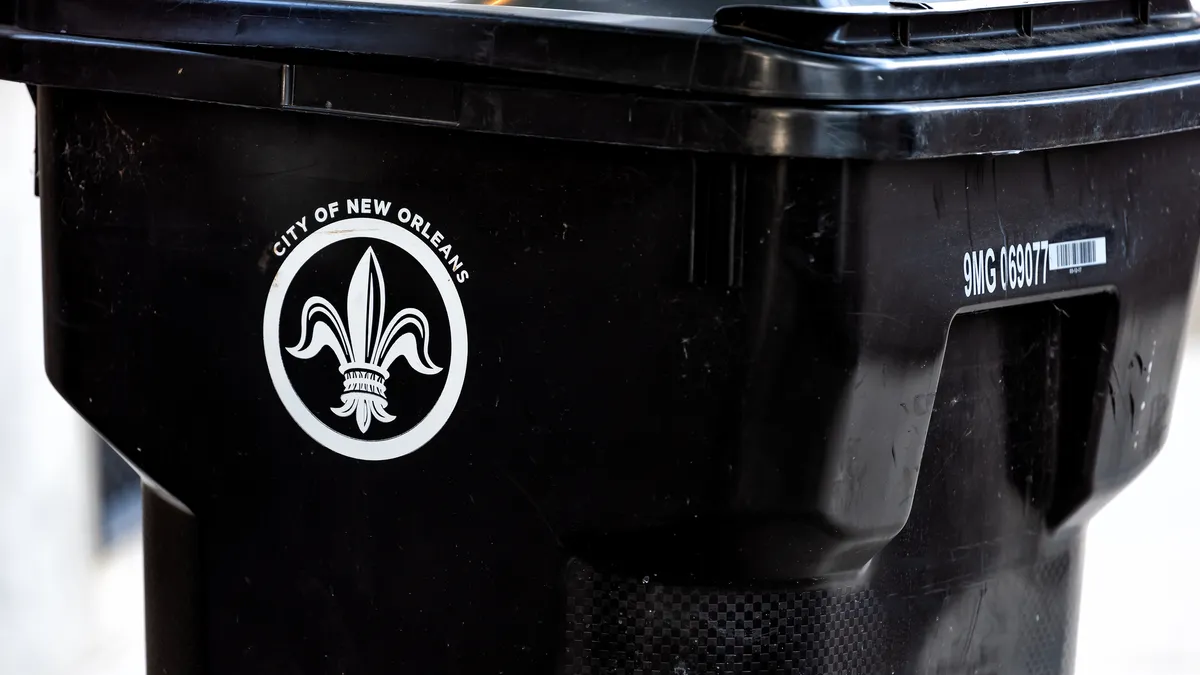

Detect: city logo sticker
263,199,469,461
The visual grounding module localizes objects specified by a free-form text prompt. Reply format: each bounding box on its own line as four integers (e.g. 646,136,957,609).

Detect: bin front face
40,87,744,673
33,77,1200,674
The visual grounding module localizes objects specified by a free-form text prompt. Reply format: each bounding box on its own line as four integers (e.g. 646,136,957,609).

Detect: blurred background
1,79,1198,675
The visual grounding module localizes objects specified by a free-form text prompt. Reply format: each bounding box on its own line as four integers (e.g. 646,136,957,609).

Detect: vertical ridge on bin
280,64,293,106
690,159,746,288
727,164,739,287
688,157,698,285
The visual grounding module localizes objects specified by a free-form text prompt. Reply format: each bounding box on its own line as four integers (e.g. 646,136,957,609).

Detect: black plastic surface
715,0,1197,53
11,28,1200,158
31,84,1200,673
6,0,1200,102
8,0,1200,670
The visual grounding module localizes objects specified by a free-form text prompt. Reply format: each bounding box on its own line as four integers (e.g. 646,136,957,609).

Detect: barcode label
962,236,1110,298
1047,237,1106,271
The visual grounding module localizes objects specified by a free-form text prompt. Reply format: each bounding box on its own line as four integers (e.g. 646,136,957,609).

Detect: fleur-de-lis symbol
287,247,442,433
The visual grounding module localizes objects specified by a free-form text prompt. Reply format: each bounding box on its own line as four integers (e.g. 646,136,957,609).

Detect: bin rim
8,27,1200,158
8,0,1200,103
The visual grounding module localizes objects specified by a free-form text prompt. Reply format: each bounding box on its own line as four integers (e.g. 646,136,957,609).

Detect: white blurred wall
0,79,1197,675
1077,309,1200,674
0,83,144,675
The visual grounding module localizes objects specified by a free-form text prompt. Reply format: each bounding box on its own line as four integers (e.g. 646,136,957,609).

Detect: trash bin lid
10,0,1200,101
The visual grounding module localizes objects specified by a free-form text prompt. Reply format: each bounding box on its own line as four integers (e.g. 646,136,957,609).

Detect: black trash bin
3,0,1200,672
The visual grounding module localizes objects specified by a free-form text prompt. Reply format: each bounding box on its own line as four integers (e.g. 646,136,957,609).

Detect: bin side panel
35,86,1200,675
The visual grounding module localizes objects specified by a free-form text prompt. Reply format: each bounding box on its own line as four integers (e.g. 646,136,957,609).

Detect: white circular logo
263,216,468,461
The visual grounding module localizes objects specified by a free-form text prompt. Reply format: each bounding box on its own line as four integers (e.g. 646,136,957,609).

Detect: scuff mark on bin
502,471,563,548
258,244,274,274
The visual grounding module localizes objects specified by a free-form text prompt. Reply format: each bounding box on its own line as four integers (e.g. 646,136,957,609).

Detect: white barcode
1047,237,1106,271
